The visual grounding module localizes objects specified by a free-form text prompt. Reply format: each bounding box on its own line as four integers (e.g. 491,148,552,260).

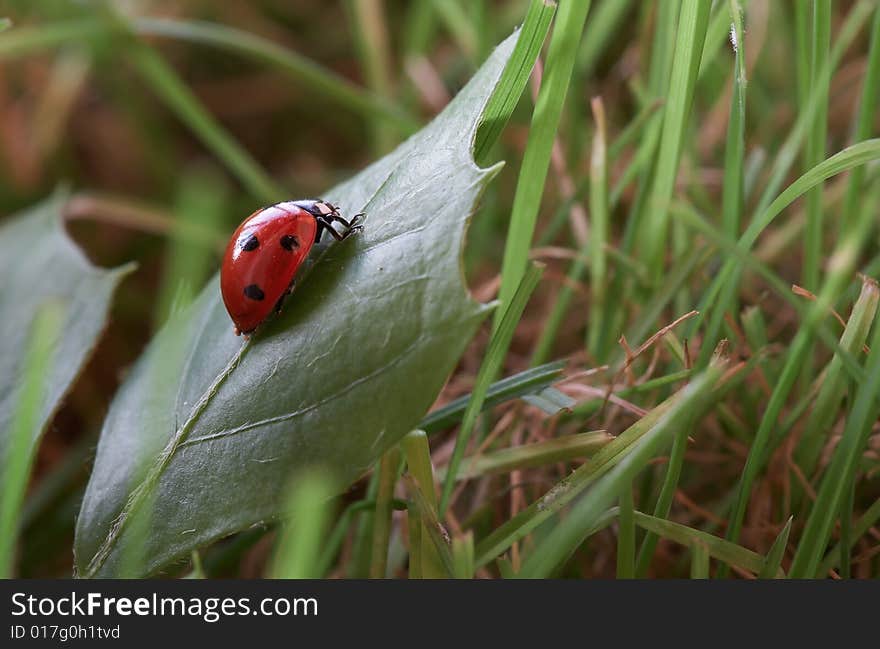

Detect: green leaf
74,32,520,578
0,195,129,483
0,195,130,576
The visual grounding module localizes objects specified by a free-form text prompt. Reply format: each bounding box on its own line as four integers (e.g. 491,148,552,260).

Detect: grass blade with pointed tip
758,517,793,579
493,0,591,334
633,511,785,577
475,0,557,165
639,0,711,277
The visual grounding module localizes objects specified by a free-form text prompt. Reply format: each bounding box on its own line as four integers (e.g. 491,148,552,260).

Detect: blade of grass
0,19,102,59
789,295,880,577
440,262,544,514
841,6,880,235
838,479,855,579
639,0,712,277
720,0,747,316
793,1,812,107
370,446,401,578
794,277,880,481
616,483,635,578
520,386,575,414
493,0,591,334
406,500,422,579
346,0,397,155
133,17,418,133
436,430,611,481
696,137,880,366
634,424,692,576
592,1,680,353
452,532,475,579
802,0,831,292
402,430,446,579
269,469,337,578
347,469,380,578
690,542,710,579
0,17,418,132
316,499,377,577
696,0,743,79
475,0,557,165
819,496,880,575
125,40,282,203
587,97,609,359
531,96,606,365
633,511,785,577
0,303,62,578
154,168,227,330
403,474,454,578
428,0,478,62
419,360,565,434
576,0,632,77
568,369,693,420
758,517,793,579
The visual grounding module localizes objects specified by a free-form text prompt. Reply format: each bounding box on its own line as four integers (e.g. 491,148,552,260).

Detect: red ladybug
220,199,362,335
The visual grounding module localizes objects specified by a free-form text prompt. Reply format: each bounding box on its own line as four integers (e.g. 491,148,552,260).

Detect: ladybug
220,199,362,336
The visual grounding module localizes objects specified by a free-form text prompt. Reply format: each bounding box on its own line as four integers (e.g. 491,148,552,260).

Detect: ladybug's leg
317,221,349,241
328,212,363,229
316,213,363,240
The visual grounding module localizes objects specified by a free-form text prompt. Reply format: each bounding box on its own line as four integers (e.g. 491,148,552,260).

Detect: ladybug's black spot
280,234,300,251
243,284,265,301
239,234,259,252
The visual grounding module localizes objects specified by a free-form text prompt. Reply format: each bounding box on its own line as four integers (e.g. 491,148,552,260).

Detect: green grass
6,0,880,580
270,470,337,579
638,0,711,277
493,0,591,334
439,262,544,514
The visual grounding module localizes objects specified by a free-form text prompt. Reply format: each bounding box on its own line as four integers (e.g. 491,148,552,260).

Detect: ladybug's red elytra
220,199,362,336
